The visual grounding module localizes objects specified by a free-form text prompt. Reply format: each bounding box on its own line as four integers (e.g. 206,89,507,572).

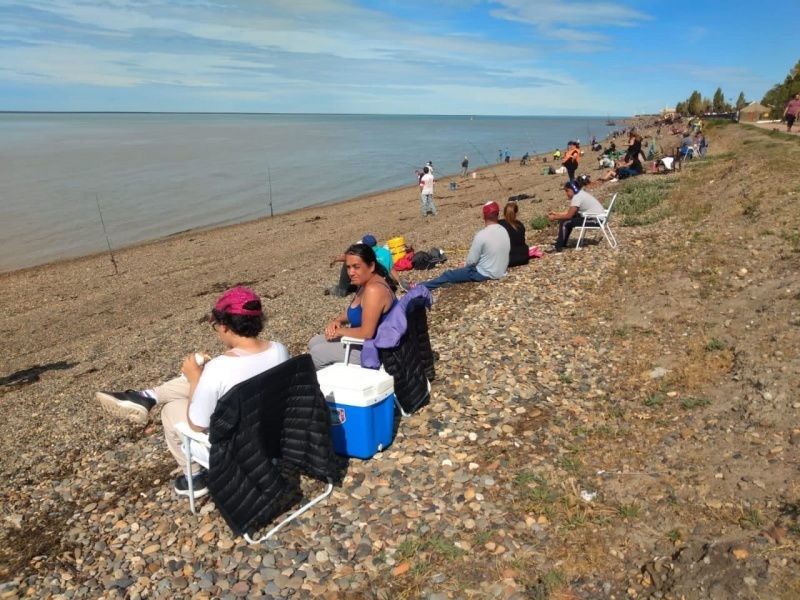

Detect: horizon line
0,110,636,118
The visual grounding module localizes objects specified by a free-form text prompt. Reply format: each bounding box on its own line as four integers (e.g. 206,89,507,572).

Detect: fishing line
267,163,274,217
467,140,505,189
95,194,118,275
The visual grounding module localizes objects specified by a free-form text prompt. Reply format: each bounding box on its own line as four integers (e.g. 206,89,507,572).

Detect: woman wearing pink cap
95,287,289,498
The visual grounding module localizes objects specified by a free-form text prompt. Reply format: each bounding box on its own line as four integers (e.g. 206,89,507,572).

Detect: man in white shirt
419,166,437,217
547,180,606,252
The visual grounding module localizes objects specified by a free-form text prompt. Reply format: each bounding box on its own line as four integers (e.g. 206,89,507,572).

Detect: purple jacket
361,286,434,368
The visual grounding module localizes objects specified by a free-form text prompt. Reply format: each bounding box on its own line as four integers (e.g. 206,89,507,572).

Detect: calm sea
0,113,616,273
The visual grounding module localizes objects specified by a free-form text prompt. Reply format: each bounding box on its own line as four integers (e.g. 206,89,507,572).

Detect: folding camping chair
575,193,618,250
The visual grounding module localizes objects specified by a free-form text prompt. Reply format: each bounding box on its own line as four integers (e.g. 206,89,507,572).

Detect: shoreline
1,112,623,275
0,160,515,278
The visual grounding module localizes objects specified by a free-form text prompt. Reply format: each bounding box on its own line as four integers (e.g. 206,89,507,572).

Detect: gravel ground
1,120,799,599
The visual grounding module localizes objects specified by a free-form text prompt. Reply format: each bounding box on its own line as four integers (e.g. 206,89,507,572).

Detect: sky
1,0,798,116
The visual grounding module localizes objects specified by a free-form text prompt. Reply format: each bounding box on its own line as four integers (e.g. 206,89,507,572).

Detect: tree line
673,58,799,119
675,88,746,116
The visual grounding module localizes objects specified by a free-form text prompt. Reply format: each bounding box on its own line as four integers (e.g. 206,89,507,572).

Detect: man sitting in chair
547,180,606,253
95,288,290,499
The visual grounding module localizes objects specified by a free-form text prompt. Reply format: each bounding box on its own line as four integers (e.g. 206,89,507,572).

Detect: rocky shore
1,120,799,599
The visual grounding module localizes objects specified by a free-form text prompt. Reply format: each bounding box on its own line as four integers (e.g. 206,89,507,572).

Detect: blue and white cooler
316,364,395,459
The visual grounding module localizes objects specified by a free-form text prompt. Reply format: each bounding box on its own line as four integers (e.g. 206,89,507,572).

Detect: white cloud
489,0,651,28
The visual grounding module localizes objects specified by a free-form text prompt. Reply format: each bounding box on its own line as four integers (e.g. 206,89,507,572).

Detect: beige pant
155,377,203,474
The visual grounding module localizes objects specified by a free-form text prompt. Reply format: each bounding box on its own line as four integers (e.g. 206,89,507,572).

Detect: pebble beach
2,120,800,599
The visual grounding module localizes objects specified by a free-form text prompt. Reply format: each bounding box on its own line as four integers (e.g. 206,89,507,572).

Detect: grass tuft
705,338,726,351
740,508,765,528
530,215,550,230
618,502,641,519
615,178,678,227
681,397,710,410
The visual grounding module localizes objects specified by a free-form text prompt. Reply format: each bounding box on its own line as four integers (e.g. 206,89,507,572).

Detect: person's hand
458,261,466,268
329,257,338,267
324,320,342,340
548,211,557,220
182,354,203,384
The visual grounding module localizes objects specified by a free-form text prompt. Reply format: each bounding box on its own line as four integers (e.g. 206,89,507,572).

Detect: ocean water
0,113,616,273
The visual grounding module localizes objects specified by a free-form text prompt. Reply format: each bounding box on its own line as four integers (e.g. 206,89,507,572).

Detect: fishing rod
95,194,119,275
267,164,274,217
524,130,536,154
467,140,505,189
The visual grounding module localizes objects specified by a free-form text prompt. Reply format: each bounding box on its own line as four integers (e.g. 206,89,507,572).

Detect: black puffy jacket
208,354,337,537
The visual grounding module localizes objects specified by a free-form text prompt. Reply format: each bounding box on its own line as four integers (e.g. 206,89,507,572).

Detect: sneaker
174,470,209,498
96,390,155,424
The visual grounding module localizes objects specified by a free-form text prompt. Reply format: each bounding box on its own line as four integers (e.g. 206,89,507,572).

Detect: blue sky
1,0,797,115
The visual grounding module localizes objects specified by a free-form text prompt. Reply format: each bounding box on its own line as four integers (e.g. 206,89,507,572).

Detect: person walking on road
783,94,800,133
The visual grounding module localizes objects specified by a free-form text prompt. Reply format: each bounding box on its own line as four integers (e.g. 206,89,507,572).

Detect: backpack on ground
412,248,447,270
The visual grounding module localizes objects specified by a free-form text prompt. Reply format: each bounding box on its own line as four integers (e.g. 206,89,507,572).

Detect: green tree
687,90,703,116
735,92,746,110
762,58,800,118
712,87,725,112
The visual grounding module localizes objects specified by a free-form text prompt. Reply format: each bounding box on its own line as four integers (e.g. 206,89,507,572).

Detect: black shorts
787,113,796,127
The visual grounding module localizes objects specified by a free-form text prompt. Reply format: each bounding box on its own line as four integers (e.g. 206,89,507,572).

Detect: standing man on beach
419,166,437,217
404,201,509,290
783,94,800,132
461,156,469,177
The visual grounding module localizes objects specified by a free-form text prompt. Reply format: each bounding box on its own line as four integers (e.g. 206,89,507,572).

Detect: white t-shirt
189,342,290,429
420,173,435,195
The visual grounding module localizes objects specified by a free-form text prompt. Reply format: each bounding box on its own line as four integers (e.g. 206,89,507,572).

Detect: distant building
737,102,771,122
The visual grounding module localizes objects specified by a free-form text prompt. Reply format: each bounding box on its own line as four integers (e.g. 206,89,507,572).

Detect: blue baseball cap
361,234,377,246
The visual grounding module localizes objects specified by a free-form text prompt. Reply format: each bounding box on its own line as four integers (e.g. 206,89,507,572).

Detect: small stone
231,582,249,595
649,367,668,379
767,527,786,542
393,562,410,576
732,548,749,559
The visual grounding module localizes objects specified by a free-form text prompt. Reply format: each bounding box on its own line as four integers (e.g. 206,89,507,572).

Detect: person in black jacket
498,201,529,267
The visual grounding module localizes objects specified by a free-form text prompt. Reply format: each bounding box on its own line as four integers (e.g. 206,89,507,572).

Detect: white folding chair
575,192,618,250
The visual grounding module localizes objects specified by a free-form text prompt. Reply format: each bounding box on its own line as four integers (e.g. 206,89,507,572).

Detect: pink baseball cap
214,287,262,316
482,201,500,218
